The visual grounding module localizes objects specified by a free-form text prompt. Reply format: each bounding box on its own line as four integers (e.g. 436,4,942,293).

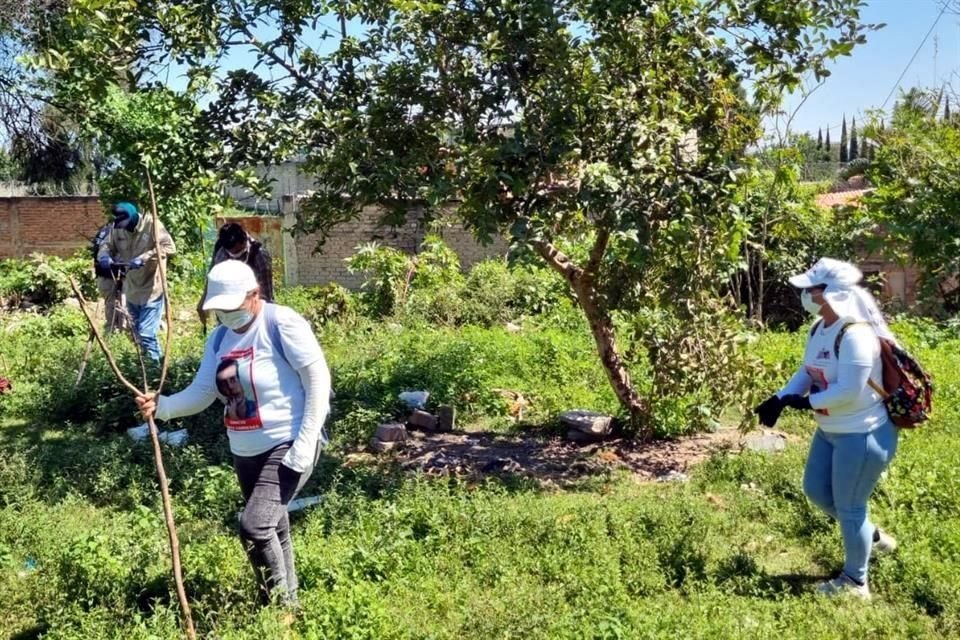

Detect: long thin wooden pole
69,179,197,640
143,167,196,640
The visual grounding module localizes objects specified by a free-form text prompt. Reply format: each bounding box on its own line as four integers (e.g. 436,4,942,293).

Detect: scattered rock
375,422,408,443
436,405,455,432
566,428,606,443
656,470,689,483
480,457,522,473
369,437,402,453
560,410,613,437
743,432,786,453
408,409,438,431
505,322,522,333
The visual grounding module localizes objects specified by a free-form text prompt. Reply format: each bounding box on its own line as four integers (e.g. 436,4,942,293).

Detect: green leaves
865,101,960,308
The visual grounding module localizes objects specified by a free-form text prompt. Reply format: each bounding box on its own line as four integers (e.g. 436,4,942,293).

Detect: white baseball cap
202,260,259,310
788,257,862,289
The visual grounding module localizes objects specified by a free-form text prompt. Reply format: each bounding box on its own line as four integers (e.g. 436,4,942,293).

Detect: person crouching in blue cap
96,201,177,363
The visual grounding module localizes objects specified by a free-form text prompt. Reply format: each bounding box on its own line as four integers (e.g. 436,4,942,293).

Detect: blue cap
112,202,140,229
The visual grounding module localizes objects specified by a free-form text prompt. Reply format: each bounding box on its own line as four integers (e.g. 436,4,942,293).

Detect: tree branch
145,166,174,395
228,1,327,100
530,236,583,286
69,278,141,395
584,228,610,280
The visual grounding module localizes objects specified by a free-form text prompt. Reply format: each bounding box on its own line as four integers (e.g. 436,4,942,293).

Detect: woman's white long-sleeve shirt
778,320,887,434
155,304,330,470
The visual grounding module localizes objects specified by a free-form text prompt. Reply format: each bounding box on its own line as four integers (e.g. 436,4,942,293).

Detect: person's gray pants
233,441,314,605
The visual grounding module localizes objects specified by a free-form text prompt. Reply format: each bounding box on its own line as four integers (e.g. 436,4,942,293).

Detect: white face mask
216,308,254,330
227,243,250,260
800,290,823,316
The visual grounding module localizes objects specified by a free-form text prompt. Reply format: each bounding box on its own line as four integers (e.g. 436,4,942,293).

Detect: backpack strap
809,319,823,337
212,324,228,353
211,303,286,363
833,321,870,357
263,302,286,362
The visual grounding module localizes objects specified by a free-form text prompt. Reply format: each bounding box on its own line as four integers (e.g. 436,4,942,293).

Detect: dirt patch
344,426,763,486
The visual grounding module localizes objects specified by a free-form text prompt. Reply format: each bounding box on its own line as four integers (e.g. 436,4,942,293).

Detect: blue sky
163,1,959,139
777,0,960,138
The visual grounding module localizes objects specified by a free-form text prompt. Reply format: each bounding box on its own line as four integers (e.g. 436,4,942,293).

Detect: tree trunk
532,235,651,435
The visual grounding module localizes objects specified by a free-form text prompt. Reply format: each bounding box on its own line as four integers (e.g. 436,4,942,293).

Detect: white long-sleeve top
778,320,887,434
155,304,330,470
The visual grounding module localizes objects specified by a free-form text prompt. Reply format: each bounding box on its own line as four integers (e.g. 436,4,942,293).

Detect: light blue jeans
802,420,898,584
127,295,165,363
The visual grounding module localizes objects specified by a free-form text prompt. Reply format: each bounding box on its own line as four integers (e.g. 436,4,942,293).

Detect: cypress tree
946,97,952,121
840,115,849,162
849,117,859,160
825,129,832,161
817,128,823,150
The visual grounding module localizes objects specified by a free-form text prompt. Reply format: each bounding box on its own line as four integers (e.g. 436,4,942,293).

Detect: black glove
780,394,813,411
754,394,784,428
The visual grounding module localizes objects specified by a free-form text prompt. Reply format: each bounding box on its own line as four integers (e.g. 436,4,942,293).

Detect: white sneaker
816,573,871,600
873,529,897,555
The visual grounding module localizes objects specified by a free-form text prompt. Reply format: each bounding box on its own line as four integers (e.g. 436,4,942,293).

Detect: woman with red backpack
754,258,901,600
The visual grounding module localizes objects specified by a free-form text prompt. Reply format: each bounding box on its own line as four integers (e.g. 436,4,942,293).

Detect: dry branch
68,173,197,639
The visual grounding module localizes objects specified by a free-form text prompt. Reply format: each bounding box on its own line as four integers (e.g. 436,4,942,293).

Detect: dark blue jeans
803,420,899,584
233,442,313,605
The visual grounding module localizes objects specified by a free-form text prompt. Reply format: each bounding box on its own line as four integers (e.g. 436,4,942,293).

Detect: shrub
0,253,96,309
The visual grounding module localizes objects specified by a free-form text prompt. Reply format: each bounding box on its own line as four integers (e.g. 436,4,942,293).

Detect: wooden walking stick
75,303,100,386
69,168,197,640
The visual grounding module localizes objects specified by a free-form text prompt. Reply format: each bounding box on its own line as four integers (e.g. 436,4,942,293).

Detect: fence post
281,194,299,286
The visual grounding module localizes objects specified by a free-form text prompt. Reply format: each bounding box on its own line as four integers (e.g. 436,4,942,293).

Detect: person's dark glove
754,394,784,428
128,257,145,270
97,255,113,271
780,394,813,411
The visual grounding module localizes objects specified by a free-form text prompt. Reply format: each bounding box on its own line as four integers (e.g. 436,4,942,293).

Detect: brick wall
282,201,509,288
0,196,106,258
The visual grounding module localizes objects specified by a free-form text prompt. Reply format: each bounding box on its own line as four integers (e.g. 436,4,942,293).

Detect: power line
881,3,948,109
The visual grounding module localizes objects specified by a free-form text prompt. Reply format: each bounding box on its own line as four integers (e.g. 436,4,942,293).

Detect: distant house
813,181,920,307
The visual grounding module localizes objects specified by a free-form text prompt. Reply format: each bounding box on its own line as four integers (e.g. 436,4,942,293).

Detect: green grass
0,311,958,638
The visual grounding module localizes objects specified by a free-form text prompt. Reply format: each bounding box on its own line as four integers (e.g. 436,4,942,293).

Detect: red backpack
811,321,934,428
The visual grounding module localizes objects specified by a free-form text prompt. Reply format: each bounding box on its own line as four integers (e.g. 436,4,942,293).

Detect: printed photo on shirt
805,365,830,416
215,350,262,430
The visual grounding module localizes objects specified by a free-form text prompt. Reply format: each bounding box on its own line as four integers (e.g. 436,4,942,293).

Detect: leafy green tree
865,108,960,308
291,0,874,428
25,0,876,430
22,2,266,243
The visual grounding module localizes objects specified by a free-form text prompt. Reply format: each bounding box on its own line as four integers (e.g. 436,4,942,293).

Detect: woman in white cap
135,260,331,607
754,257,898,600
